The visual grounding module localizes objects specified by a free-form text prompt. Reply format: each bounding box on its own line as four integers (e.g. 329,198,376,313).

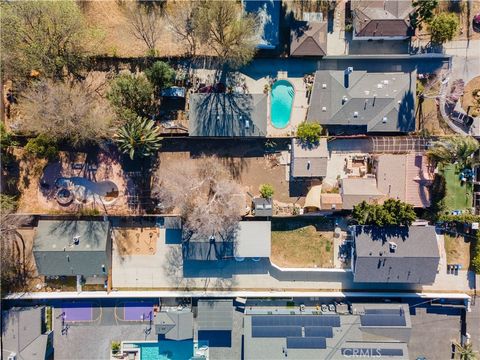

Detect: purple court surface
124,302,153,321
62,302,93,322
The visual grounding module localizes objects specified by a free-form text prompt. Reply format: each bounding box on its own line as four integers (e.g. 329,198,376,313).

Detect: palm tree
115,117,162,160
427,135,479,167
454,342,478,360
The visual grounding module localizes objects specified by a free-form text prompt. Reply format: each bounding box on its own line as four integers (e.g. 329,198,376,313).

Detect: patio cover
304,185,322,210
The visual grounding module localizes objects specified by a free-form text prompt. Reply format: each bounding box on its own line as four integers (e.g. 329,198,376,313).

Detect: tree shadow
354,226,410,244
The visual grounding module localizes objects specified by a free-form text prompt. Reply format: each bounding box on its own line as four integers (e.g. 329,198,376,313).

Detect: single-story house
183,221,271,261
290,20,328,57
189,93,268,137
243,0,281,50
374,153,434,208
306,69,416,135
33,220,111,278
154,309,193,340
197,299,234,347
252,197,273,217
352,225,440,284
2,306,54,360
340,177,385,210
351,0,414,40
291,138,329,178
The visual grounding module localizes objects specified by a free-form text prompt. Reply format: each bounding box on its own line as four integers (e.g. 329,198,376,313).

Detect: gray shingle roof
307,69,416,134
290,21,327,57
340,178,385,210
353,226,440,284
352,0,413,38
253,197,273,217
33,220,110,276
197,299,233,331
189,93,268,137
154,311,193,340
291,138,329,178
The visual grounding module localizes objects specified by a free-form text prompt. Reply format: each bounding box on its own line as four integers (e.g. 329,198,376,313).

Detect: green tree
296,122,323,144
195,1,259,68
411,0,438,29
429,13,459,44
427,135,479,167
259,184,274,199
145,61,175,92
24,135,58,160
115,117,162,160
0,0,101,81
107,73,154,118
454,342,478,360
352,199,416,227
1,123,16,151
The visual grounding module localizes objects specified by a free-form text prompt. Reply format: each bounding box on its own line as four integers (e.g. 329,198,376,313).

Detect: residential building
2,306,54,360
351,0,414,40
340,177,385,209
290,138,329,178
189,93,267,137
374,153,434,208
33,220,111,280
290,21,328,57
244,0,281,50
183,221,271,260
243,303,411,359
306,68,416,135
154,309,193,340
197,299,234,346
320,193,343,211
352,225,440,284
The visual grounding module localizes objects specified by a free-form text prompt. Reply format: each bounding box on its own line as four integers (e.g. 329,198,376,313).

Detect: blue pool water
133,340,207,360
270,80,294,129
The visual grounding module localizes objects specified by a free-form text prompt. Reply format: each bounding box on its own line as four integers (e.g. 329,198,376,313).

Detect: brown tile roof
290,21,327,57
352,0,413,38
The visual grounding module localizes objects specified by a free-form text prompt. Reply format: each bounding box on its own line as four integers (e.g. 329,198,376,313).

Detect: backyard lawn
444,234,471,269
271,225,334,268
441,164,473,211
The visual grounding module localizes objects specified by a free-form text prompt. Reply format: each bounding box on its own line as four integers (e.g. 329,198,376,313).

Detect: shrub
259,184,274,199
24,135,58,160
145,61,175,92
111,341,120,353
472,233,480,274
297,122,323,144
429,13,459,44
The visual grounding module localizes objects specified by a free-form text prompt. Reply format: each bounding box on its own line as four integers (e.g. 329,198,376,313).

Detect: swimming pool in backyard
270,80,294,129
124,340,208,360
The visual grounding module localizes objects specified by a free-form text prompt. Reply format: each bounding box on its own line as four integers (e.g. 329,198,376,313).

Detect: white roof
235,221,271,258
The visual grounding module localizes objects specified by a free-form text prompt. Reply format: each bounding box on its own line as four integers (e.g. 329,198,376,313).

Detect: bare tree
124,3,164,53
152,156,245,241
166,2,200,56
16,80,115,147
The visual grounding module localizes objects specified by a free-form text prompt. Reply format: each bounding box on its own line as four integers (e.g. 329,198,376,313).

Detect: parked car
473,13,480,32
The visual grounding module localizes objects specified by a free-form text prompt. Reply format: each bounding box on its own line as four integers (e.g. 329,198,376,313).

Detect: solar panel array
304,326,333,338
287,337,327,349
360,314,406,327
252,315,340,327
252,326,302,338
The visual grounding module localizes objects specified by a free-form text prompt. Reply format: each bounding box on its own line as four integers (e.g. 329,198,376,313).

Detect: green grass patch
440,164,473,211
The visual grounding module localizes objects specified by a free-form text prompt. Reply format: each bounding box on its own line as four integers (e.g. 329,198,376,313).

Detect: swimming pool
128,340,208,360
270,80,294,129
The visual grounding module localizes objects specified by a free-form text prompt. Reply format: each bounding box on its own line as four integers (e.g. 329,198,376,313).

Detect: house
290,138,329,178
183,221,271,261
340,177,385,210
320,193,343,211
244,0,281,50
351,0,414,40
374,153,434,208
154,309,193,340
197,299,234,347
290,20,328,57
352,226,440,284
252,197,273,217
2,306,54,360
243,303,411,359
306,68,416,135
189,93,268,137
33,220,111,279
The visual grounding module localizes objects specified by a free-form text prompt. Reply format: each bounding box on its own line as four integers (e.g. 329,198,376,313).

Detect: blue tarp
244,0,281,50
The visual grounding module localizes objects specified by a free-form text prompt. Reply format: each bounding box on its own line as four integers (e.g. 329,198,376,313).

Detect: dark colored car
474,13,480,33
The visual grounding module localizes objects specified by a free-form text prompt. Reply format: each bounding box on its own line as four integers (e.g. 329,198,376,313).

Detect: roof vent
382,116,388,123
377,83,383,89
322,106,327,112
245,119,250,129
73,235,80,245
353,111,359,118
364,90,370,96
307,160,311,170
346,67,353,74
383,80,389,85
322,83,327,89
389,242,398,252
342,96,348,104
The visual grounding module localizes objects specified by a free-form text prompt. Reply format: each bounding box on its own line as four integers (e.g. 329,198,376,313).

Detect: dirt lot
444,234,471,268
462,76,480,117
271,225,334,268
